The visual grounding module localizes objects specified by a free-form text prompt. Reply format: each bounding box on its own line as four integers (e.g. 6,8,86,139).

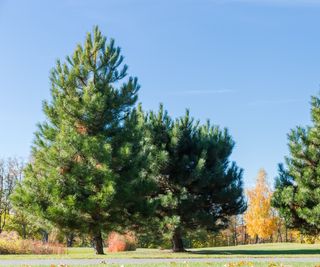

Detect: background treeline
1,158,317,250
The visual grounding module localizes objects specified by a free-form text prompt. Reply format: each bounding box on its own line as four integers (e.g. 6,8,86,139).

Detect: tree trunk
233,221,237,246
172,228,185,252
285,225,288,242
243,226,247,245
93,230,104,255
22,224,27,239
277,224,282,242
67,232,75,247
42,230,49,243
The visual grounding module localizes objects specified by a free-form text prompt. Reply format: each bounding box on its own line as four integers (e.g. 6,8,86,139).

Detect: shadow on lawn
189,249,320,255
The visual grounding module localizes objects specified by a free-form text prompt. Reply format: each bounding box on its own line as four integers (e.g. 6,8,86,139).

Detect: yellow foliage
244,169,277,240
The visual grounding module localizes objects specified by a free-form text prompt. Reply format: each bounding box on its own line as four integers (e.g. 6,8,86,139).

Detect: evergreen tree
146,105,246,252
11,27,155,254
272,95,320,235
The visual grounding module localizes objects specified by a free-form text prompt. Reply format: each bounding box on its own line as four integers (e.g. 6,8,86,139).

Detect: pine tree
11,27,154,254
146,105,246,252
272,95,320,235
244,169,277,242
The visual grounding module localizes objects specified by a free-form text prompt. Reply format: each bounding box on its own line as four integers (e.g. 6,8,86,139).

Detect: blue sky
0,0,319,188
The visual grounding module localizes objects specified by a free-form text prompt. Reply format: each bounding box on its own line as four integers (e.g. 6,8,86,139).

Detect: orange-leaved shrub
0,231,65,254
107,231,137,252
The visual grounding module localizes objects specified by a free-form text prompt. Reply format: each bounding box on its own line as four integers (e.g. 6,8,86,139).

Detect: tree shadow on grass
189,249,320,255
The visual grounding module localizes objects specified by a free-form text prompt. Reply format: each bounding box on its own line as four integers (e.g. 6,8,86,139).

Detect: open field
0,243,318,261
2,262,320,267
194,243,320,257
0,243,318,266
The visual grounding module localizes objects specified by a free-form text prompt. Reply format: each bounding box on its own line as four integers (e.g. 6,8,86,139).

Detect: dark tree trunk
172,228,185,252
285,225,288,242
42,230,49,243
93,230,104,255
22,224,27,239
243,226,247,245
278,229,282,242
233,219,237,246
67,232,75,247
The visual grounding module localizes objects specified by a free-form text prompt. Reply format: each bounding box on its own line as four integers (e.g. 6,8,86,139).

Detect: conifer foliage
272,95,320,235
11,27,151,254
11,26,246,254
147,105,246,252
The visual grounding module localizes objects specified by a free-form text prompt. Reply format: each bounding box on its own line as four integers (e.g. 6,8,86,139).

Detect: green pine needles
12,27,142,254
11,26,246,254
273,95,320,235
145,105,246,251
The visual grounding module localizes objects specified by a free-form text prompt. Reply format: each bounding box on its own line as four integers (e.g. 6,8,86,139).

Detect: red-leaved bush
107,231,137,252
0,231,65,254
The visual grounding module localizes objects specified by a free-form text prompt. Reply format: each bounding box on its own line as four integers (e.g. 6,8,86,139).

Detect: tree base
172,228,185,253
172,248,186,252
93,230,105,255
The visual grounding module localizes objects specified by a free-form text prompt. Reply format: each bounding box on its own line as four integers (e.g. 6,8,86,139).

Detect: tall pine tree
11,27,155,254
272,95,320,235
146,105,246,252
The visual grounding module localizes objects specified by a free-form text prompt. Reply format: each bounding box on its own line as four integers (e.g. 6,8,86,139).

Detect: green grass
0,243,319,260
192,242,320,256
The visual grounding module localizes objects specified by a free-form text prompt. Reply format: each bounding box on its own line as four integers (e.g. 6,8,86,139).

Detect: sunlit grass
0,243,318,260
5,262,320,267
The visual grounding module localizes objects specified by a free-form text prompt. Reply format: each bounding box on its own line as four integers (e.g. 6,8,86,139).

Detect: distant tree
6,211,36,239
272,95,320,235
147,105,246,252
0,158,23,233
6,206,54,241
244,169,277,242
11,27,157,254
0,158,49,240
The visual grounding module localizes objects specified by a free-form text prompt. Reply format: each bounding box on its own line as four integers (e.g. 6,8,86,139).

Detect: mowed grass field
0,243,319,260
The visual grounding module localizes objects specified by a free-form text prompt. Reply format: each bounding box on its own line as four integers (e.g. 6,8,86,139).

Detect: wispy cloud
248,98,301,107
168,89,235,96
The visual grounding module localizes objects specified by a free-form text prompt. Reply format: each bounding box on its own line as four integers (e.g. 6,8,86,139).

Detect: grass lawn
0,243,319,260
193,242,320,256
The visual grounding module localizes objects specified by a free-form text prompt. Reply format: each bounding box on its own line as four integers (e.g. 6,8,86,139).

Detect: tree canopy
11,26,156,254
272,95,320,235
11,26,247,254
146,105,246,251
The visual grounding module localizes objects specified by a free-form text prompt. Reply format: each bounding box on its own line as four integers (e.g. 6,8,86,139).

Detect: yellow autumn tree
244,169,277,242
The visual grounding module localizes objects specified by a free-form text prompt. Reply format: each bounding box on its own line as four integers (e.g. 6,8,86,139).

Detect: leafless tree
0,157,24,232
